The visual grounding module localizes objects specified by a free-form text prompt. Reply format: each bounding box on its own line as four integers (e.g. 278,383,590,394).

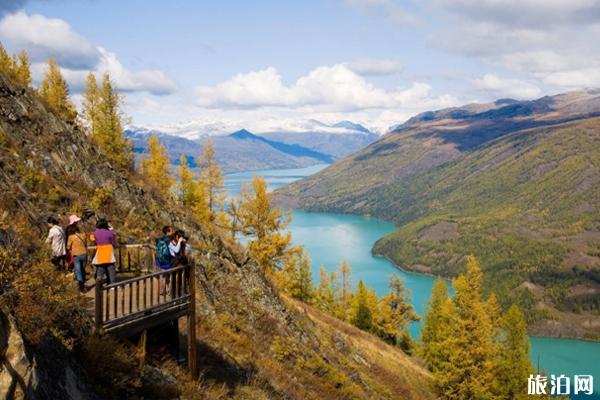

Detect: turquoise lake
225,165,600,395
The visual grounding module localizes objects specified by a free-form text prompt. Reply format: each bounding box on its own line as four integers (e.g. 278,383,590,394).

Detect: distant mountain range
274,89,600,339
126,120,377,173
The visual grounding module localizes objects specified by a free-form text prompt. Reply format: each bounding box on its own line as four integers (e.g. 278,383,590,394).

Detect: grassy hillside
0,73,434,398
275,92,600,338
373,119,600,328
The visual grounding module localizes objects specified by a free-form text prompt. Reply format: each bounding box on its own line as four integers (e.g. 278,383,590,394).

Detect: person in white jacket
46,216,66,270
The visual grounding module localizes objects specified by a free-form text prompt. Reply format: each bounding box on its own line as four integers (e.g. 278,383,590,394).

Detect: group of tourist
45,215,189,293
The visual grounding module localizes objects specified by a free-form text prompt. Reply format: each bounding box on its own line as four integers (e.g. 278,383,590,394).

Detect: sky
0,0,599,135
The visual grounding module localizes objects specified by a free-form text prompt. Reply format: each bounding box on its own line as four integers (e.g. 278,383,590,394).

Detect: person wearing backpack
156,226,174,295
46,216,66,270
66,216,88,292
91,218,117,284
156,226,174,268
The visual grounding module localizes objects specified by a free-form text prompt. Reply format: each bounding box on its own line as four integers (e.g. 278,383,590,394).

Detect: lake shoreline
289,206,600,343
376,245,600,343
229,166,600,380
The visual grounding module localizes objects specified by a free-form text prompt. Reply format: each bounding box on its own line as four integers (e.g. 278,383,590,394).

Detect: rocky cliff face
0,73,434,399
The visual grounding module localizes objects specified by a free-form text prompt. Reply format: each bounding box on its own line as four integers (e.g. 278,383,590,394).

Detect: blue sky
1,0,599,135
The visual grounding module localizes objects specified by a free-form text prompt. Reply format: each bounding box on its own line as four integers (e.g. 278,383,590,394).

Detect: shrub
13,259,88,344
90,187,113,210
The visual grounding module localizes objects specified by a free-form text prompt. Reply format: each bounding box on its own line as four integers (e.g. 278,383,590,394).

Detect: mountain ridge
126,123,377,173
274,89,600,339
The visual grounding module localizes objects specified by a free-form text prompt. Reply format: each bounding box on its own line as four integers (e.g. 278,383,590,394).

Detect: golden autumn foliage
82,72,100,137
421,256,534,400
314,267,339,315
83,72,133,169
236,176,296,273
14,50,31,87
0,43,15,78
0,45,30,86
177,154,196,205
351,280,373,331
198,139,225,220
374,275,419,345
1,222,85,346
277,249,314,303
39,58,77,123
140,134,173,197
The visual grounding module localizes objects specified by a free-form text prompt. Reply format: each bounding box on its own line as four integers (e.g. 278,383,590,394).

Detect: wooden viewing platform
86,244,197,375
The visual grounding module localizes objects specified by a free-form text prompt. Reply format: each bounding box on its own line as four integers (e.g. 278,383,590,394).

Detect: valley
275,90,600,340
225,166,600,393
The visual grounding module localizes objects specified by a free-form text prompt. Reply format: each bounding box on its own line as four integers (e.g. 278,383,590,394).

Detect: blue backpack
156,236,172,265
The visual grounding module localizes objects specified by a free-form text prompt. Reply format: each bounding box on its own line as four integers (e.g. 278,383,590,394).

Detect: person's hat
68,215,81,225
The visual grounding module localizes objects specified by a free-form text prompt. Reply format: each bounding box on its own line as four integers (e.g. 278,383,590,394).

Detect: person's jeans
73,255,87,291
95,263,116,284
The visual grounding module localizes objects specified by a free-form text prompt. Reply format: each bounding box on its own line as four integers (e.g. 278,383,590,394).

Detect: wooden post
136,247,141,273
187,264,197,376
118,246,123,273
138,329,147,372
94,278,103,333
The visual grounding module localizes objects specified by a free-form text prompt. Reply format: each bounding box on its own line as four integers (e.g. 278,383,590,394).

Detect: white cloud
418,1,600,92
472,74,542,99
344,58,403,76
188,64,459,134
432,0,600,28
195,64,451,112
95,48,178,95
0,11,100,69
0,11,177,95
542,68,600,89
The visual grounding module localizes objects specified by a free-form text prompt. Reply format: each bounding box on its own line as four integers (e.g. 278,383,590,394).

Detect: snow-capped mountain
126,119,378,171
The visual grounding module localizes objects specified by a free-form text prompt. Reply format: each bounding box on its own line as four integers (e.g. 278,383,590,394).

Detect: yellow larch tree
178,154,196,205
39,58,77,123
338,260,353,320
351,280,373,331
92,72,133,169
237,176,296,274
140,134,173,198
14,51,31,87
420,277,454,372
435,256,498,400
198,138,225,222
315,267,338,315
495,304,533,400
373,275,419,345
277,249,314,303
82,72,100,137
0,43,15,79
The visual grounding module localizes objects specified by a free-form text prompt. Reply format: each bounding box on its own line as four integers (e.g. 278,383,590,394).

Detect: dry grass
284,297,434,399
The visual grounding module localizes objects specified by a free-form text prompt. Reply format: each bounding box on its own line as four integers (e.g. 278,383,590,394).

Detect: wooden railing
94,264,195,335
87,244,155,274
90,244,198,375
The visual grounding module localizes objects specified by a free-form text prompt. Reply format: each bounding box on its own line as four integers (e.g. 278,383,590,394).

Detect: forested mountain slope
275,91,600,338
0,73,434,398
